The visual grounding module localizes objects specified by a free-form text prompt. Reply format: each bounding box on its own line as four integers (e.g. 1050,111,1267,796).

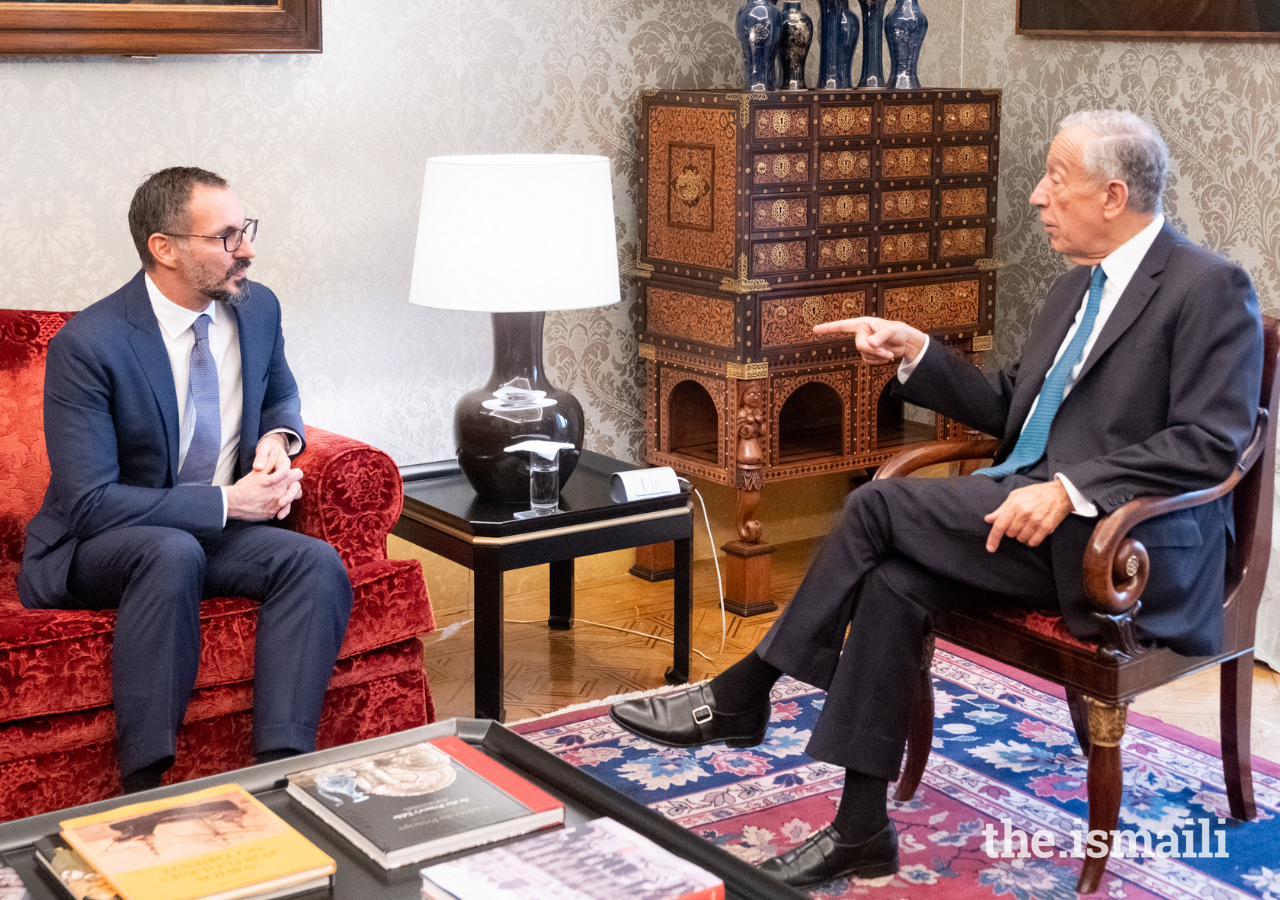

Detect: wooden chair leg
1066,688,1091,757
1078,698,1128,894
895,634,935,801
1221,652,1257,821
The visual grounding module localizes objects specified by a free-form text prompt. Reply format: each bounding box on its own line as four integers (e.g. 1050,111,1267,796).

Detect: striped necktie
975,264,1107,478
177,313,221,485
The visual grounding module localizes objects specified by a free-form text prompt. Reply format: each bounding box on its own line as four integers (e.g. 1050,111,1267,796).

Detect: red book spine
431,735,563,815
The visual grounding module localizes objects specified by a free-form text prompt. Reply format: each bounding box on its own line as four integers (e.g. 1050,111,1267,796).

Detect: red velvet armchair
0,309,436,822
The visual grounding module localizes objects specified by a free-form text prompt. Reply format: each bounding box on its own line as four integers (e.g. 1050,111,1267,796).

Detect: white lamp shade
408,154,622,312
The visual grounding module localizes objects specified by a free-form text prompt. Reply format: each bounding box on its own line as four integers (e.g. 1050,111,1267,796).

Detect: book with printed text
32,834,119,900
58,783,335,900
285,735,564,869
419,816,724,900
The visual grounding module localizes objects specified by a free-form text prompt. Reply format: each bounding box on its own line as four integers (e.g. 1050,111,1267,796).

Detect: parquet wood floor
420,539,1280,763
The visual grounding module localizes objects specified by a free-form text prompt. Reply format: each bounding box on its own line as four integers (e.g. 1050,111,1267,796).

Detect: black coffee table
393,450,694,721
0,720,805,900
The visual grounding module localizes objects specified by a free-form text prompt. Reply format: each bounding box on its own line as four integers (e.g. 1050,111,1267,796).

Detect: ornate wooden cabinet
632,88,1001,614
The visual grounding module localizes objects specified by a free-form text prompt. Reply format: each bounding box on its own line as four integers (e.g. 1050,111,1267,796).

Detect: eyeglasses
162,219,258,253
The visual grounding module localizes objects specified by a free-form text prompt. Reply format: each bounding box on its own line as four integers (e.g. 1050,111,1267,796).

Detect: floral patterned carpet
513,643,1280,900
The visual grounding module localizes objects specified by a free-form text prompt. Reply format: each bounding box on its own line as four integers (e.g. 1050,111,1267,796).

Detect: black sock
256,748,302,765
708,651,781,713
832,768,890,842
122,758,171,794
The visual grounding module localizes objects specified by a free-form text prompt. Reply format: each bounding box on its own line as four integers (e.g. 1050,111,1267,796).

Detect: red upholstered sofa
0,309,436,822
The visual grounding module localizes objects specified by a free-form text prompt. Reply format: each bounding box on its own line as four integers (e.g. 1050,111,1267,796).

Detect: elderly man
611,111,1263,887
19,167,354,795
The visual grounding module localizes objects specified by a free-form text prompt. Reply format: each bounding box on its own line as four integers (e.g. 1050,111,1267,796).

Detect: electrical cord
436,481,729,658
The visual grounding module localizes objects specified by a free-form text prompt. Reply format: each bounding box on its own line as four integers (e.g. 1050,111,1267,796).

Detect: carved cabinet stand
634,88,1001,614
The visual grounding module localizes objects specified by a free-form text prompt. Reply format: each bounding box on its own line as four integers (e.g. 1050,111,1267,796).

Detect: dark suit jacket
896,224,1264,655
17,270,305,610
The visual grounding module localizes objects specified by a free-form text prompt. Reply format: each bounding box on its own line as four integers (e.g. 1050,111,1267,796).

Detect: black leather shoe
609,682,769,749
758,821,898,888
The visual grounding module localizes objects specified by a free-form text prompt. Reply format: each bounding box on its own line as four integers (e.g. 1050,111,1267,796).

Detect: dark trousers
756,474,1062,782
67,520,354,778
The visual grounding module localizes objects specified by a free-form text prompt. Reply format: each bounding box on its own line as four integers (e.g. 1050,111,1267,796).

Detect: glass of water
529,452,560,514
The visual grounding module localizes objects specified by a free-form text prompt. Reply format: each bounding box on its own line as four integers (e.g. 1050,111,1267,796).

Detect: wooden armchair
876,315,1279,894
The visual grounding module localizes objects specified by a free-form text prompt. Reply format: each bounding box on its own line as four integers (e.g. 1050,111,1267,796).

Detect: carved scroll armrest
873,439,1001,480
1083,410,1268,619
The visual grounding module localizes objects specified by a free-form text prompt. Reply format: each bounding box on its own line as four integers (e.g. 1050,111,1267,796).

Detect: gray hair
1058,110,1169,215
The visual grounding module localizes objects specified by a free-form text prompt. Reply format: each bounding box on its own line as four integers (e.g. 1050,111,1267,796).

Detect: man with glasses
18,167,354,795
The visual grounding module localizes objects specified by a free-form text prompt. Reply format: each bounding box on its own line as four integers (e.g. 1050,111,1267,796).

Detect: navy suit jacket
18,270,305,610
896,225,1264,655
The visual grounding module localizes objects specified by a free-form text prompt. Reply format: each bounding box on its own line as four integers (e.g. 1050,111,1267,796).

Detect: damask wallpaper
3,1,1280,644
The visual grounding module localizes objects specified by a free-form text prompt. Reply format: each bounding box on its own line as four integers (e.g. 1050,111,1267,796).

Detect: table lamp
409,155,621,502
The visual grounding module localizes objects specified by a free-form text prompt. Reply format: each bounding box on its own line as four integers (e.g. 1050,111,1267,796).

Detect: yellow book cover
59,784,335,900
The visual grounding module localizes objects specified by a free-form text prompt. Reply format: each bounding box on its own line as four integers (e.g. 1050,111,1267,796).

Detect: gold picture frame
0,0,321,55
1016,0,1280,40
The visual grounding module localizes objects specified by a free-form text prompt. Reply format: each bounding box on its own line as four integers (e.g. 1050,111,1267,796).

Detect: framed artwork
0,0,321,55
1016,0,1280,39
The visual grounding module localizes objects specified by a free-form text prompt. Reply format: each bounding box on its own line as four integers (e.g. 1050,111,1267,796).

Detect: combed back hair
128,167,228,269
1058,111,1169,215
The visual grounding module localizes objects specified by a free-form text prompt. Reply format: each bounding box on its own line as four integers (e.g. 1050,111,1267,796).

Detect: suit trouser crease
755,475,1059,781
68,521,354,777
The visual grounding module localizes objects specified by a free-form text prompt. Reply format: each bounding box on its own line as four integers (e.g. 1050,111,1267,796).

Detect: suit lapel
1004,265,1091,440
1072,224,1177,385
123,272,182,479
226,298,263,477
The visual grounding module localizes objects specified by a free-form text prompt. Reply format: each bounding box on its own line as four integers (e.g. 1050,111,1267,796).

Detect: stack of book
26,735,725,900
35,784,334,900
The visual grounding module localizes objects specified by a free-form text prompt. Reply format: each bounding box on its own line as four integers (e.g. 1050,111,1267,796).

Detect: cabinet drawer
880,145,934,179
940,185,992,219
752,151,812,185
942,100,995,133
941,143,993,175
816,235,871,270
817,104,875,138
818,148,873,182
751,238,810,276
879,187,935,222
882,277,982,332
818,192,872,225
753,105,813,141
751,195,810,231
876,228,933,266
881,102,936,135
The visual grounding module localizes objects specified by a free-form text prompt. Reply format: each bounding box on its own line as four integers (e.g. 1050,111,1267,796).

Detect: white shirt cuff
1055,473,1098,517
218,486,228,526
896,335,930,382
265,428,303,456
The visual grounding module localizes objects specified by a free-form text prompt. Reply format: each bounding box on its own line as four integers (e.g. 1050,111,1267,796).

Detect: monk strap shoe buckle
691,704,713,725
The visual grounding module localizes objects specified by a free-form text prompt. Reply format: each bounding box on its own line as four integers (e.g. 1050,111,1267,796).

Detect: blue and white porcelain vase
886,0,928,89
778,1,814,91
736,0,784,92
817,0,859,90
856,0,887,88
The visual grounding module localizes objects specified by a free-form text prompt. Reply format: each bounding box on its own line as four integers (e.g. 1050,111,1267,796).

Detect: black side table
394,451,694,721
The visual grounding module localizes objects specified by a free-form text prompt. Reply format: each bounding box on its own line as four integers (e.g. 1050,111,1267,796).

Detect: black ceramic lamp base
454,311,584,503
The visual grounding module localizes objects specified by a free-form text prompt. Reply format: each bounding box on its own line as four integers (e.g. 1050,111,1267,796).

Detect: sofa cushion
0,643,430,821
0,557,434,721
0,310,76,593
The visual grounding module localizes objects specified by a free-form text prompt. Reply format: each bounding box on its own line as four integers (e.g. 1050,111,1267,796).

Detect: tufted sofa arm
288,426,405,570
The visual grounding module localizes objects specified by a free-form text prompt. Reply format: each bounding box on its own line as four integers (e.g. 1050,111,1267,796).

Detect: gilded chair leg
1221,652,1257,821
895,634,935,802
1078,698,1128,894
1066,688,1091,757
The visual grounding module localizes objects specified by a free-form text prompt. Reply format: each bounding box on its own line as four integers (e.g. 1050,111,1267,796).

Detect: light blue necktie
177,313,221,485
976,265,1107,478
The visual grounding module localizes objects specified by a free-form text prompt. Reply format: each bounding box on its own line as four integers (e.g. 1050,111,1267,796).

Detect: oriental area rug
512,644,1280,900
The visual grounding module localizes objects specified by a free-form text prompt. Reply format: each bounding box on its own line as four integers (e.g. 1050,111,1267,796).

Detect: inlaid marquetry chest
631,87,1001,614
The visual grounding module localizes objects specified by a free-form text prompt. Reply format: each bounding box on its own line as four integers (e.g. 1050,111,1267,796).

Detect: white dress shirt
899,215,1167,515
145,274,300,522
